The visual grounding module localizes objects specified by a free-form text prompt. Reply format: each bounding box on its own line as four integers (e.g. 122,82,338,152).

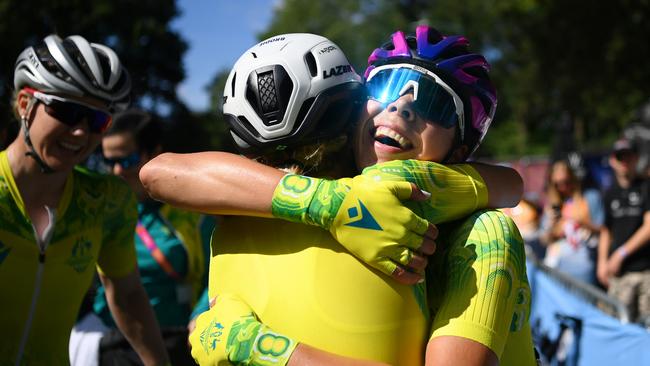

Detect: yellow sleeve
96,176,138,278
428,210,531,358
361,159,488,223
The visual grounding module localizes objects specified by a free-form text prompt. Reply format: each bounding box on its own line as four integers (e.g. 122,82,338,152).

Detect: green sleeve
361,159,488,223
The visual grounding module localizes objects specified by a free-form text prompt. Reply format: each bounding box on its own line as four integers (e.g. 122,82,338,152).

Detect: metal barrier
526,246,630,324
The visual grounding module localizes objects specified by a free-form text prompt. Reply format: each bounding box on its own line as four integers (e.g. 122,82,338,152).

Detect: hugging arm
140,152,522,218
189,294,390,366
140,152,283,216
141,153,522,283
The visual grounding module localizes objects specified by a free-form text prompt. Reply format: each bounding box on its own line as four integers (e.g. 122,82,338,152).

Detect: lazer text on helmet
323,64,353,79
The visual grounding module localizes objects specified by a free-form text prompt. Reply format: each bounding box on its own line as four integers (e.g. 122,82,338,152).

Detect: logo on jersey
629,191,641,206
66,238,93,273
344,200,382,230
199,318,224,353
0,241,11,266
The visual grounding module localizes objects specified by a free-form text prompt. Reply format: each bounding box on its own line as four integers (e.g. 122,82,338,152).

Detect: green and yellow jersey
209,161,496,365
428,209,536,365
0,150,137,366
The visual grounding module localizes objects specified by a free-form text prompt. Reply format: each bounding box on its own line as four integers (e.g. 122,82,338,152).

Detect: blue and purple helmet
365,25,497,157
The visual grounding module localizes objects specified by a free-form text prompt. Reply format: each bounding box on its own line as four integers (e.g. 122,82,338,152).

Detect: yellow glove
328,174,433,278
271,173,433,275
190,294,297,366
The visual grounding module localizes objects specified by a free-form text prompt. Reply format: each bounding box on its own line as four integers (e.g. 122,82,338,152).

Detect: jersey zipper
14,207,56,366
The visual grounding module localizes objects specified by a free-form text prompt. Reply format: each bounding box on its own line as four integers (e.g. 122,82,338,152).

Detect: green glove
272,173,431,277
271,174,348,229
190,294,297,366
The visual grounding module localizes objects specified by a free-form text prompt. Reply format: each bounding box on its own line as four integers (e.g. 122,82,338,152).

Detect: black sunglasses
25,88,112,133
103,153,141,169
614,150,636,161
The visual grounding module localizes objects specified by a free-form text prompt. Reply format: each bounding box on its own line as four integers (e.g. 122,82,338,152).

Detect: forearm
288,344,390,366
140,152,285,216
101,271,169,366
598,228,612,264
468,163,523,208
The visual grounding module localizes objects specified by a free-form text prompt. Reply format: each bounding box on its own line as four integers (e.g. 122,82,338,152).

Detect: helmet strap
21,98,55,174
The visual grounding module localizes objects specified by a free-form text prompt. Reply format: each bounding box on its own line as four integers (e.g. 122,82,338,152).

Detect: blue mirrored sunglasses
103,153,141,169
365,64,464,137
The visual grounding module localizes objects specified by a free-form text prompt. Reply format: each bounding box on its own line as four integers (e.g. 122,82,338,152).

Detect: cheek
352,120,375,169
418,125,456,161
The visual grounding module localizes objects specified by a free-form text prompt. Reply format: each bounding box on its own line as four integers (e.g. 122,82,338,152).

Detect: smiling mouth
59,141,83,153
372,126,413,150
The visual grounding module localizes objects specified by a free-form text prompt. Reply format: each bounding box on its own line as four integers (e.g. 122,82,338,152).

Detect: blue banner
528,261,650,365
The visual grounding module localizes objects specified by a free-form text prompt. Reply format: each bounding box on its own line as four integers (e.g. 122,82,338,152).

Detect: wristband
617,247,628,259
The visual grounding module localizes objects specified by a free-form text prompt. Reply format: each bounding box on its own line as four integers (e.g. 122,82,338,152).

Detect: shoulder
73,166,133,198
72,166,136,219
450,209,520,241
444,210,526,267
583,188,602,202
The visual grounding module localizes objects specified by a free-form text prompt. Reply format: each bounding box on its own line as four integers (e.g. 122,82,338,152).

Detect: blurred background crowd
1,1,650,365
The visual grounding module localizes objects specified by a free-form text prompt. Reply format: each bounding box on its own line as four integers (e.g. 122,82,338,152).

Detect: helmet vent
305,52,318,77
258,71,279,114
231,72,237,97
35,42,69,82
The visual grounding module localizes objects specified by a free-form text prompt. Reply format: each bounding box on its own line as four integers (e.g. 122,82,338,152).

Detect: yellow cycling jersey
0,150,137,366
428,209,537,365
210,216,429,365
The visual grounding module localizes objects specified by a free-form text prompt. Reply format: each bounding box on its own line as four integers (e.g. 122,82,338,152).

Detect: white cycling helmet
223,33,365,154
14,34,131,113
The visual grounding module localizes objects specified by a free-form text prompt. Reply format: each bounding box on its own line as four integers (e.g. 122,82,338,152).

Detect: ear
15,90,32,118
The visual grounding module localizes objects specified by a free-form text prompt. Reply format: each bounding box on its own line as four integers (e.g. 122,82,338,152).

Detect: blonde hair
256,134,353,176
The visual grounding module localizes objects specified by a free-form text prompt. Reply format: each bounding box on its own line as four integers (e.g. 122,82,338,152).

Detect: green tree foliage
212,0,650,158
0,0,188,142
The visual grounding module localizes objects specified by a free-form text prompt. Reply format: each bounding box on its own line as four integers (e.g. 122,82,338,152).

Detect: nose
112,163,124,176
386,98,415,122
69,117,91,135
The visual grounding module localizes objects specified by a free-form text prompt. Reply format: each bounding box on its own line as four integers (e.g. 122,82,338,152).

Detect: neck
6,140,69,206
616,172,634,189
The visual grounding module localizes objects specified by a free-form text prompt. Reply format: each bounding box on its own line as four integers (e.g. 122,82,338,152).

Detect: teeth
59,141,83,152
374,126,412,149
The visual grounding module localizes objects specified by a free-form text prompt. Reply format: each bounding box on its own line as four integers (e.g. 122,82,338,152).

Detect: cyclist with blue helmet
143,26,535,365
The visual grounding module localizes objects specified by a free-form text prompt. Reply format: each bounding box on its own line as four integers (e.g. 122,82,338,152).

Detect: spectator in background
95,110,213,365
597,138,650,325
505,197,545,260
541,159,604,285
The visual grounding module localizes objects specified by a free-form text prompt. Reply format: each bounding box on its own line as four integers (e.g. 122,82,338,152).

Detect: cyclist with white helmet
0,34,169,365
143,27,535,365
